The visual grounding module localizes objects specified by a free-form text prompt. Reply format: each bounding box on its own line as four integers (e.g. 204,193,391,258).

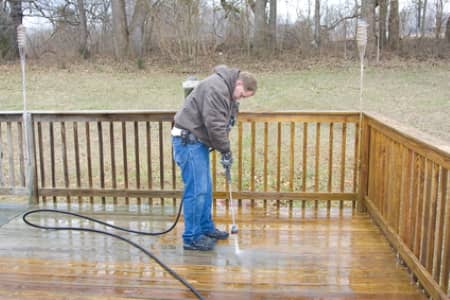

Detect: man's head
233,71,257,100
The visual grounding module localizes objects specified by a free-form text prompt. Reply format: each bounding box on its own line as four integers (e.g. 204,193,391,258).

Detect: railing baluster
250,121,255,207
314,122,320,210
0,122,3,187
263,122,268,209
74,122,82,203
121,122,128,205
110,122,117,204
49,122,56,203
134,121,140,205
158,121,164,204
432,168,446,282
302,122,308,209
289,122,295,210
7,122,15,187
18,121,25,186
340,122,347,209
237,121,243,207
85,122,93,204
353,122,359,209
146,121,153,205
61,122,70,203
97,122,105,204
439,169,449,291
276,122,281,209
327,122,334,211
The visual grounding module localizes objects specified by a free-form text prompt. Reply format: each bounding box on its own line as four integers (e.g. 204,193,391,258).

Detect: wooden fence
0,110,448,299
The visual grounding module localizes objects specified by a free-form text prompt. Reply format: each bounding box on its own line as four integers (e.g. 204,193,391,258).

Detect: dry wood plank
419,159,433,268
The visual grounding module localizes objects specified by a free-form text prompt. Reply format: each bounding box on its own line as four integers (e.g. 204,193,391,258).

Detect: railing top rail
364,111,450,166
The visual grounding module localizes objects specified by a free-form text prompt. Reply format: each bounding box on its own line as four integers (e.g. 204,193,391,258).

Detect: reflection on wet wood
0,205,426,300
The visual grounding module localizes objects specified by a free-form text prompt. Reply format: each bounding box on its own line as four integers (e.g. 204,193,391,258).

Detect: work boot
183,235,216,251
205,228,229,240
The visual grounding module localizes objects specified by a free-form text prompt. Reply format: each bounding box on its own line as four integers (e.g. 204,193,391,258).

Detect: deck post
358,113,370,212
23,113,38,204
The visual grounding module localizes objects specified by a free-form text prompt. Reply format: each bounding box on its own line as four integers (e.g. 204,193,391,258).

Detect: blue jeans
172,136,215,244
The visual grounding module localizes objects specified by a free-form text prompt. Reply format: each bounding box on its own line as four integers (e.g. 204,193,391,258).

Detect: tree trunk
111,0,129,60
361,0,376,55
420,0,427,37
269,0,276,52
314,0,320,47
388,0,399,50
253,0,267,53
77,0,88,57
446,17,450,43
129,0,149,58
435,0,443,39
378,0,387,49
417,0,422,36
7,0,22,58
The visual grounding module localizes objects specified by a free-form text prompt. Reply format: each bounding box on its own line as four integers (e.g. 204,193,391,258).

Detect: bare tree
388,0,400,50
420,0,428,37
446,16,450,43
434,0,444,38
77,0,88,57
253,0,267,50
111,0,128,59
314,0,320,47
361,0,376,54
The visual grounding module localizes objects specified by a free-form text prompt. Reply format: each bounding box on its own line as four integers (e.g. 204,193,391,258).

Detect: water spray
225,166,238,234
17,25,33,199
356,19,368,183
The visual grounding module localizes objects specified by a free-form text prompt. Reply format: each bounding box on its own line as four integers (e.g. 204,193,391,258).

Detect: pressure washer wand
225,166,238,234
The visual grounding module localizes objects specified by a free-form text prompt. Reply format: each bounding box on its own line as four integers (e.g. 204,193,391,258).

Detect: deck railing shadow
0,110,448,299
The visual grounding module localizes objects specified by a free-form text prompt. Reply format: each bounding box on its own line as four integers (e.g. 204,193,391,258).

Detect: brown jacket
174,65,240,153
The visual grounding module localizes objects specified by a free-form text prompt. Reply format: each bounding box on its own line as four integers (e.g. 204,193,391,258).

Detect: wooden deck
0,202,426,300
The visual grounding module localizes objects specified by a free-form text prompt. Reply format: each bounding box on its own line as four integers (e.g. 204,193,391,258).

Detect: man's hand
220,151,233,169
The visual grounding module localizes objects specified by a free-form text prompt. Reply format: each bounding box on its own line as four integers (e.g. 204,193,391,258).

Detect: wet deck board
0,204,426,299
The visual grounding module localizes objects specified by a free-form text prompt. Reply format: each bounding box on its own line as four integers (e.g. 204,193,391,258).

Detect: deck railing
360,112,449,300
0,110,448,299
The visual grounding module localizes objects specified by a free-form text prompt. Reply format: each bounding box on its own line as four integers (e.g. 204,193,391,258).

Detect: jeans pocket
173,140,188,167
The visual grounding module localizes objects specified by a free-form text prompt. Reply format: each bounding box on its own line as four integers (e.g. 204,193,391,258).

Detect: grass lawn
0,60,449,142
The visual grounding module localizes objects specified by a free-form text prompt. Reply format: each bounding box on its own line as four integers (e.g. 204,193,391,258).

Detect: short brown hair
239,71,257,93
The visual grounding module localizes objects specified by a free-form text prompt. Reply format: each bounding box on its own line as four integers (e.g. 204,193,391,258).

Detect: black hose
22,208,205,300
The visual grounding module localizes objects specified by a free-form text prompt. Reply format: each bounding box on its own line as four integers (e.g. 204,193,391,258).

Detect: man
172,65,257,251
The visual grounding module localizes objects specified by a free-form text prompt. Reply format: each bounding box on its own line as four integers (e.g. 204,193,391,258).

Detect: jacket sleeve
202,87,231,153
